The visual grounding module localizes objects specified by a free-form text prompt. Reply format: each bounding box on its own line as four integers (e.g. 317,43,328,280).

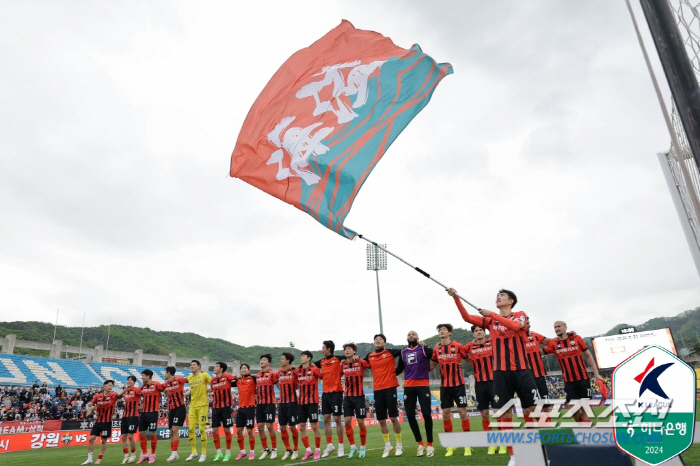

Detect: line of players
80,287,604,466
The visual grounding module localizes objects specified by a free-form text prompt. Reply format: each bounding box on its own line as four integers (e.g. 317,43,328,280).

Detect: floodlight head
366,244,388,271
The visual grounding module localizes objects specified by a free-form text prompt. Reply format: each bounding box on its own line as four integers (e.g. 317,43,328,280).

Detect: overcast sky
2,1,699,356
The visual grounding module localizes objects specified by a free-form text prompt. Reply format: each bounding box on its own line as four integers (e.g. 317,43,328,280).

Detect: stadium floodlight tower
366,243,388,334
629,0,700,276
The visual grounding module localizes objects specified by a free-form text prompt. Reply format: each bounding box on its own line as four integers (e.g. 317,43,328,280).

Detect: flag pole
356,234,480,310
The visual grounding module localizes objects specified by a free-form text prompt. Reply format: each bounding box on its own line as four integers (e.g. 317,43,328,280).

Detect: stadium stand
0,354,103,388
89,361,187,386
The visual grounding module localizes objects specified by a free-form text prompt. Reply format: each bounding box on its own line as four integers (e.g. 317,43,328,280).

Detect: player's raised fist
446,287,458,297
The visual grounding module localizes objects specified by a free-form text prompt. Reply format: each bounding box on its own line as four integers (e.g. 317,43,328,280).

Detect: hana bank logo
634,358,674,400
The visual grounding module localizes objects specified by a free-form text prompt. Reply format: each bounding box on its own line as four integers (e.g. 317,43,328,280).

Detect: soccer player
136,369,164,465
277,352,300,460
448,288,539,466
340,343,370,458
312,341,346,458
542,321,604,422
297,350,324,460
82,380,118,465
464,325,505,455
186,359,212,462
363,333,403,458
429,323,472,457
397,330,434,458
210,361,236,462
255,354,279,459
233,363,257,461
523,317,555,426
118,375,140,464
163,366,188,464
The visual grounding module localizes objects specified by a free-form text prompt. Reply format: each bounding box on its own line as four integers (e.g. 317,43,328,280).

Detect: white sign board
592,328,677,369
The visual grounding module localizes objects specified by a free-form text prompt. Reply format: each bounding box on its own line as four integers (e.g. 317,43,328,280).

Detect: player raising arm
210,361,236,462
81,380,118,465
542,321,603,423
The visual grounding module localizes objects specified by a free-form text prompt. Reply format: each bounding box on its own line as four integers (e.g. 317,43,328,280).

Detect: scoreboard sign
592,328,677,369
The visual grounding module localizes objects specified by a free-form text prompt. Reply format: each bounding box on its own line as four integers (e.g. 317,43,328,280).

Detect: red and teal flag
230,20,452,239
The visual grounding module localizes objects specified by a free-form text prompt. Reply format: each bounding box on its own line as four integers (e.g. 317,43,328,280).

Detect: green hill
2,305,698,367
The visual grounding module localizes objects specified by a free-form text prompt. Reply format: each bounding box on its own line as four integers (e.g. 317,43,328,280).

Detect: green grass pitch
2,411,699,465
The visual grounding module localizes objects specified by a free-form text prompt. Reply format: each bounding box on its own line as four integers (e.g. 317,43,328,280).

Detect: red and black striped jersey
163,377,187,410
315,356,345,393
464,340,494,382
211,373,236,409
255,369,278,405
121,387,141,418
297,366,322,405
234,376,256,408
471,311,530,372
92,392,118,423
366,349,401,390
524,332,547,378
431,341,468,387
341,359,369,397
140,382,164,413
277,368,298,404
543,336,589,382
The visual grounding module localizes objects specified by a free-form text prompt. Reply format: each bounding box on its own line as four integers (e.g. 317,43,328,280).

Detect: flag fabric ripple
230,20,452,239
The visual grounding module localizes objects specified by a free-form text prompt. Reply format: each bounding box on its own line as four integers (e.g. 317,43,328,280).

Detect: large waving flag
230,20,452,239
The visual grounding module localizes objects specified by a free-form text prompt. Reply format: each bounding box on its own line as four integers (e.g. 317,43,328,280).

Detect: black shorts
321,391,343,416
564,379,592,403
212,406,234,428
235,406,255,429
535,376,550,403
255,403,276,424
168,405,186,428
297,403,319,423
440,385,467,409
90,422,112,438
342,396,366,419
373,387,399,421
492,370,538,409
121,416,139,435
278,403,298,426
474,381,495,411
139,412,159,432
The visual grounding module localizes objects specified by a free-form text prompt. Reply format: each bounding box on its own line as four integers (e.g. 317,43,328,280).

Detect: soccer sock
418,441,424,446
174,440,180,451
500,421,514,455
359,425,367,447
461,419,470,431
213,434,221,450
199,422,207,452
345,426,355,446
326,436,332,446
261,437,268,450
314,436,321,449
338,430,343,444
482,419,492,431
189,431,197,454
140,437,148,455
237,435,245,451
248,436,255,452
291,427,299,449
87,453,93,459
270,432,276,449
443,420,453,432
382,432,390,445
301,436,310,450
150,436,157,454
394,432,402,444
123,447,129,455
281,430,290,450
427,442,433,447
524,414,535,428
98,454,103,460
131,445,136,454
225,430,232,450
